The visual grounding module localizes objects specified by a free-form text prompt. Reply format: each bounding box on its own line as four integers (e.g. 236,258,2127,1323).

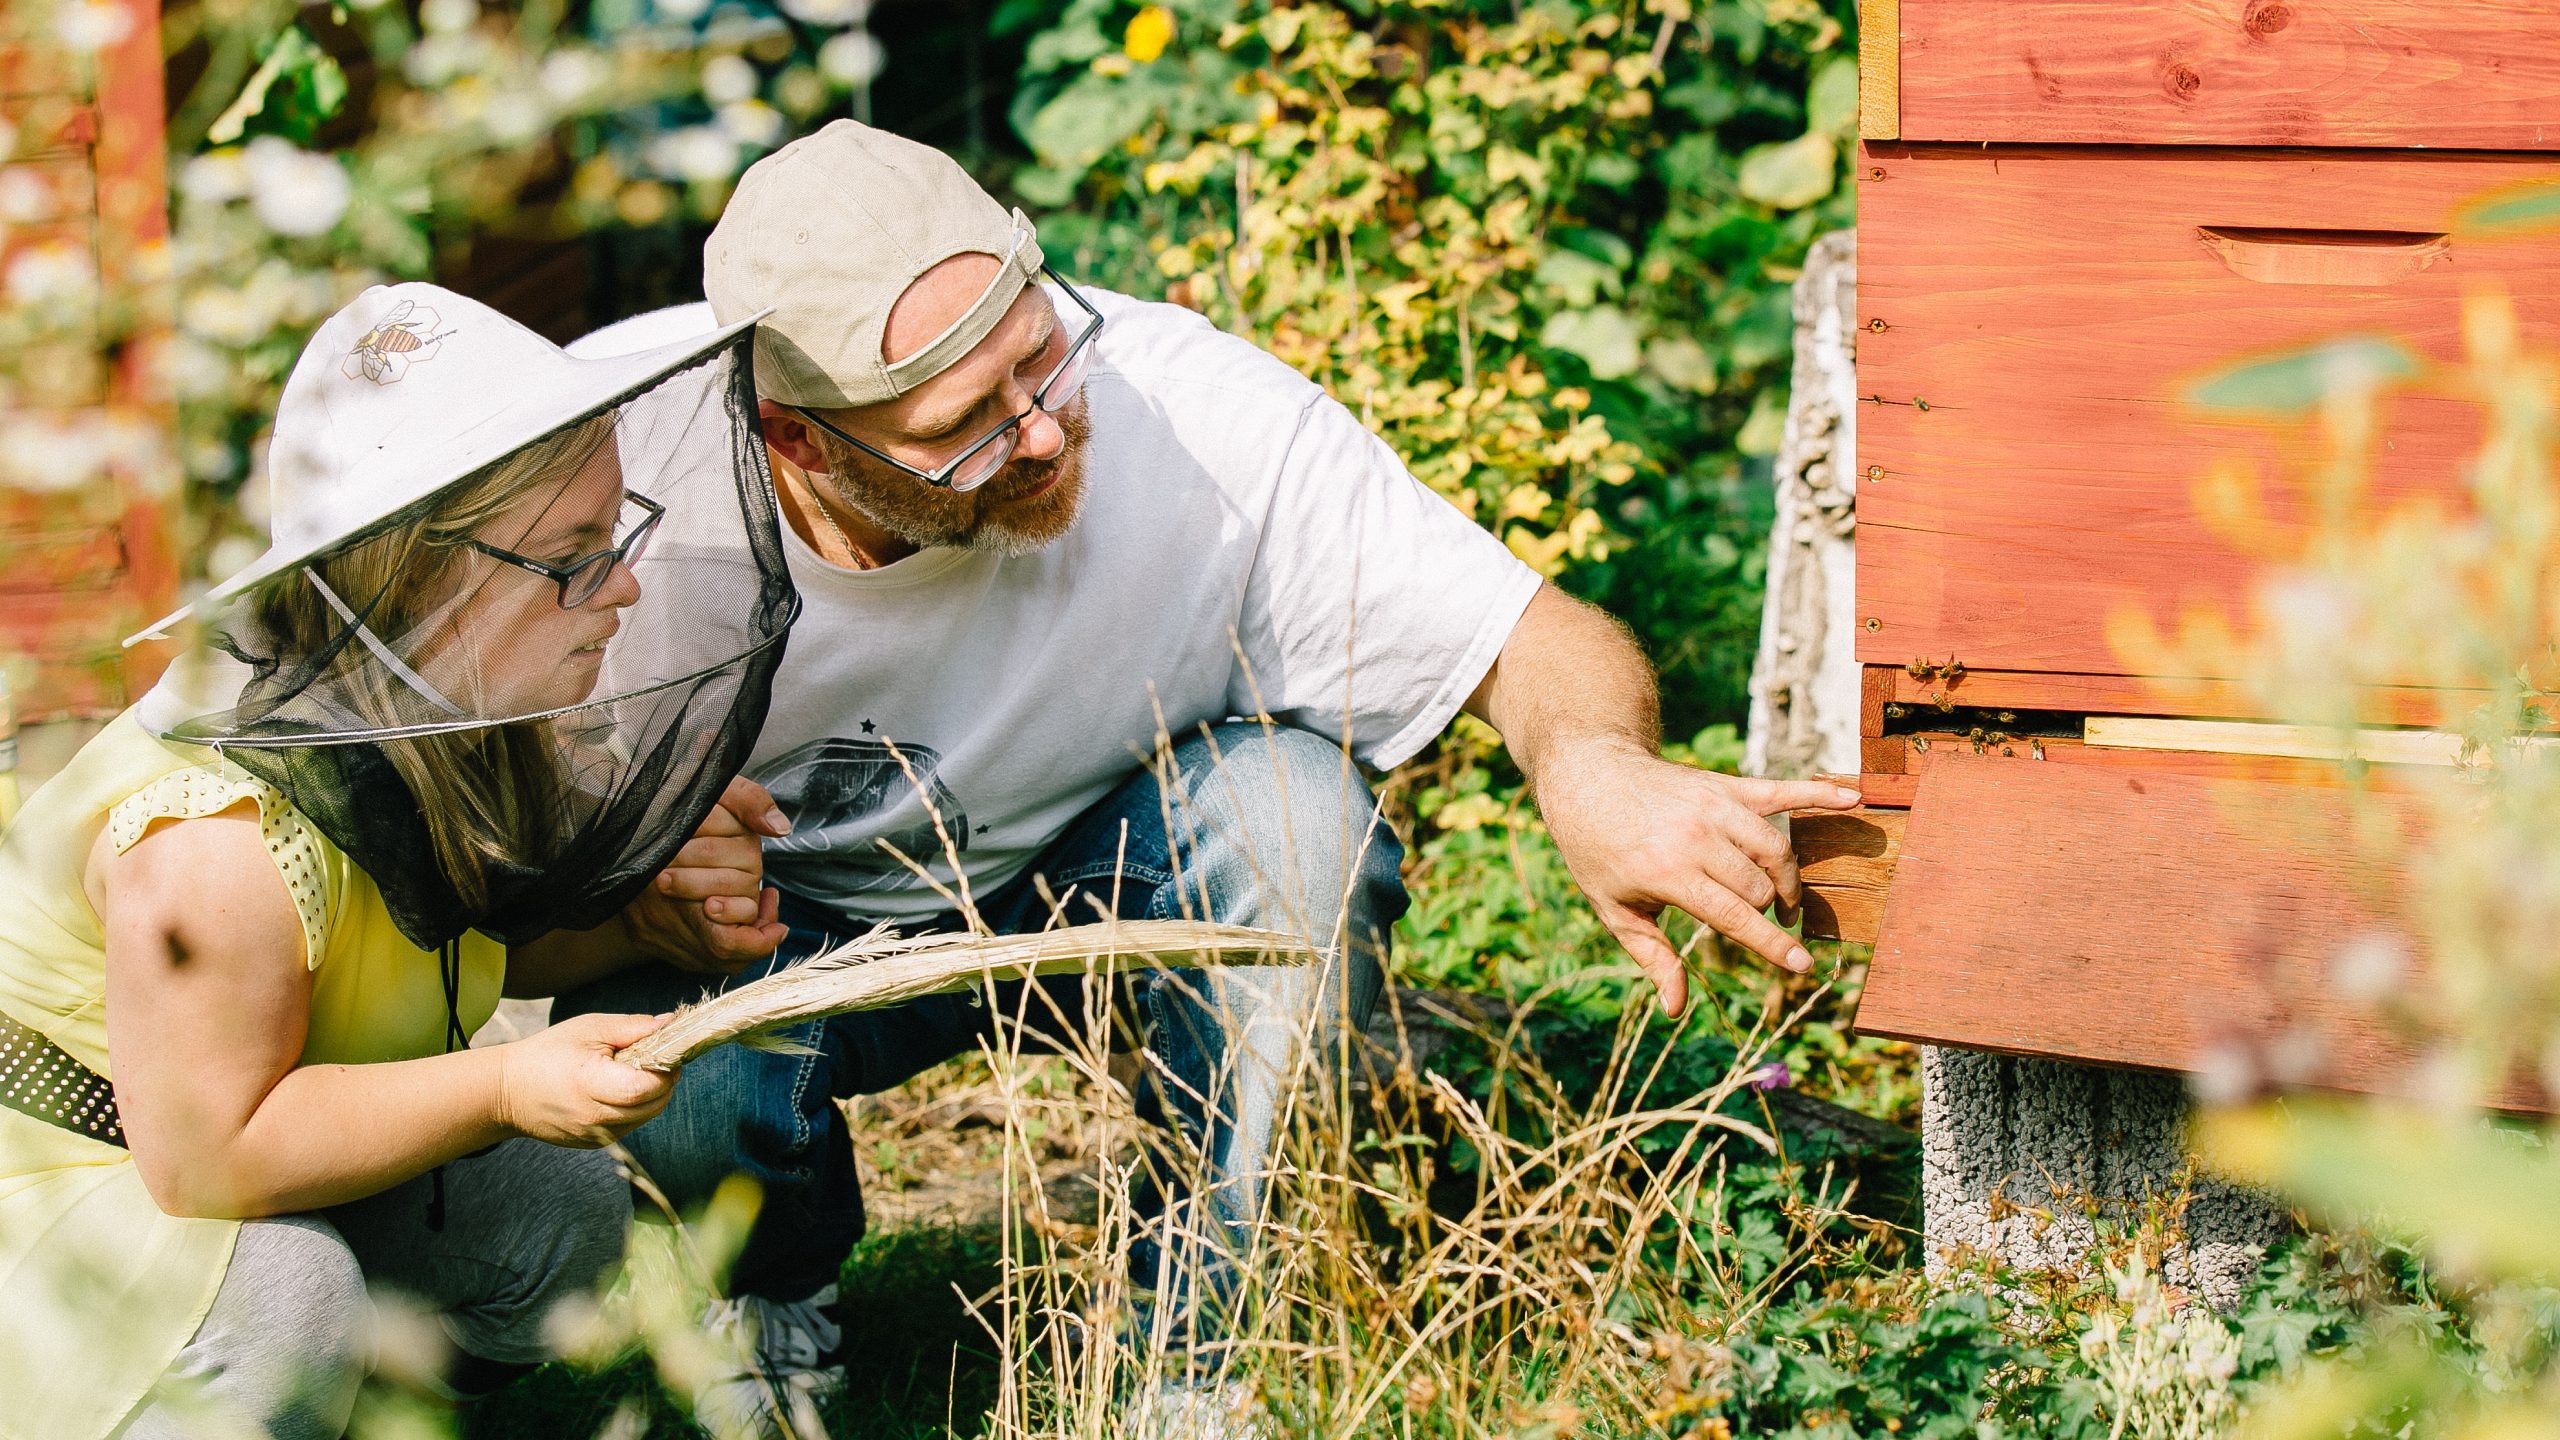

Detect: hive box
0,0,175,720
1801,0,2560,1110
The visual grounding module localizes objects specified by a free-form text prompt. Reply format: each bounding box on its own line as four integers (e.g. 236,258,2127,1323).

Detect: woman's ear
756,400,830,476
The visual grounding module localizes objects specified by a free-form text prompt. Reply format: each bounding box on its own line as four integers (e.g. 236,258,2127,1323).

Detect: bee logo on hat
343,299,456,385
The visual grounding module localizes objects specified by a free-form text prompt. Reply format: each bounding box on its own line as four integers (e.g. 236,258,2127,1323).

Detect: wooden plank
1898,0,2560,150
2083,716,2560,767
1897,731,2386,790
1856,771,1919,808
1854,143,2560,694
1794,803,1904,943
1875,667,2504,730
1858,0,1899,141
1853,754,2544,1110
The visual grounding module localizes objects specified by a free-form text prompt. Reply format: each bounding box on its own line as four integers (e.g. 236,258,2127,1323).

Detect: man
563,121,1858,1430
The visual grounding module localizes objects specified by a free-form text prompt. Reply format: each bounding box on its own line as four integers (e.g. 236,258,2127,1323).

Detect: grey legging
116,1137,629,1440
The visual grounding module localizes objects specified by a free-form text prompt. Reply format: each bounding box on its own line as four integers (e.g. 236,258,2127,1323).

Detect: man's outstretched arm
1465,582,1862,1014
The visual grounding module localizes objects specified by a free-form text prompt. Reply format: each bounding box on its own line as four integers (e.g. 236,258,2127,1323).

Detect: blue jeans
561,723,1402,1338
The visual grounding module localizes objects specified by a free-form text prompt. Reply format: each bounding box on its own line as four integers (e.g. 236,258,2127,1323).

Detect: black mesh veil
140,337,798,950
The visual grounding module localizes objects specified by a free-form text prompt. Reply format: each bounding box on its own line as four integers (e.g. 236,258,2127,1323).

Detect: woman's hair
245,413,619,911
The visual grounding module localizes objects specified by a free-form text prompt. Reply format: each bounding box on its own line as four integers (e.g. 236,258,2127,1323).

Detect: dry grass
923,960,1855,1439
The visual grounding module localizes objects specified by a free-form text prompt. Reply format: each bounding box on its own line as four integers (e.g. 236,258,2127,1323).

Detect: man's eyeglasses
469,490,665,608
790,266,1104,495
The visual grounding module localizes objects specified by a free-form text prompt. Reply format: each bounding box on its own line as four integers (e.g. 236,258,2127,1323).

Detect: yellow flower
1124,5,1175,64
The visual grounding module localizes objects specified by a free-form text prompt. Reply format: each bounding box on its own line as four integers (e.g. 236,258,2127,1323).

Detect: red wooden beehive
1802,0,2560,1109
1,0,176,721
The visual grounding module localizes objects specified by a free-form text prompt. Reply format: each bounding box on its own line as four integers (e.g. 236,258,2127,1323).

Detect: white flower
485,90,551,143
716,100,784,149
177,149,253,205
183,435,242,483
779,0,870,24
649,126,740,184
183,287,269,346
419,0,478,35
818,29,885,86
207,534,267,583
1,415,108,493
53,0,133,53
0,169,50,222
160,336,234,401
540,48,611,105
242,137,351,237
2331,928,2409,1003
701,53,759,105
5,242,97,305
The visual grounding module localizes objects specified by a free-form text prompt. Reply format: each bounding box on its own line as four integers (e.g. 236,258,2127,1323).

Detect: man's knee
1170,723,1407,949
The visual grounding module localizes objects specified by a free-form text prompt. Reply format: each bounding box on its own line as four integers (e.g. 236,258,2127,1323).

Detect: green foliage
1005,0,1858,732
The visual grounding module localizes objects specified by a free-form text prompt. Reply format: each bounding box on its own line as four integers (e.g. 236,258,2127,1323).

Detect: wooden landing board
1855,143,2560,694
1793,805,1904,944
1895,0,2560,150
1852,754,2544,1110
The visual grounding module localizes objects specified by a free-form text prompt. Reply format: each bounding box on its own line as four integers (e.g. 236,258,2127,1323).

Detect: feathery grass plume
614,919,1315,1072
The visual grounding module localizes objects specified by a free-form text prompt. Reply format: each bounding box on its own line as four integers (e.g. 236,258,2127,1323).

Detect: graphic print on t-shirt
756,734,968,905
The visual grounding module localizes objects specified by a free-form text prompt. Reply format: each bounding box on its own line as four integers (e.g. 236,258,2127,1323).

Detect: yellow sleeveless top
0,711,505,1440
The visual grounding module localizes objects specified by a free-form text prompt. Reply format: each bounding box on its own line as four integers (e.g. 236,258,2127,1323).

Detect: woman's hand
624,775,793,975
495,1012,679,1147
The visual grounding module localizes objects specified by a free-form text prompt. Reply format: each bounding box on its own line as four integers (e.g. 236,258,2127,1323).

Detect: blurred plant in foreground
2109,180,2560,1435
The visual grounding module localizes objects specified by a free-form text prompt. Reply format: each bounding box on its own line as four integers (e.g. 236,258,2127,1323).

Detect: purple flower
1746,1061,1791,1092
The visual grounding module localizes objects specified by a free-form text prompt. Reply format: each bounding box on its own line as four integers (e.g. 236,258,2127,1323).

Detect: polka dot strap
0,1010,123,1148
108,767,330,970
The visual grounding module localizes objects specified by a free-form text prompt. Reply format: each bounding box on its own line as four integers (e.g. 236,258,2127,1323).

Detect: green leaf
2184,336,2421,413
1735,131,1837,210
1643,335,1718,394
1533,249,1621,307
206,26,348,147
1541,306,1644,380
1736,386,1787,455
1022,71,1159,170
1807,54,1860,135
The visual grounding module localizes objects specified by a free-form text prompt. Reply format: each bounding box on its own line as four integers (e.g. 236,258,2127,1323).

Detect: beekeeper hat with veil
128,281,800,952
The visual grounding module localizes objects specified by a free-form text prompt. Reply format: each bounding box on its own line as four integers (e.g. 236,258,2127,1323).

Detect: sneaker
691,1284,845,1440
1130,1377,1266,1440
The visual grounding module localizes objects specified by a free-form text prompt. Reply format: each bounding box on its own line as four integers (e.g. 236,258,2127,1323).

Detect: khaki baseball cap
704,120,1045,410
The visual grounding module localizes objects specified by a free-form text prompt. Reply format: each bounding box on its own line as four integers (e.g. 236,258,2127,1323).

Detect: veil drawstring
426,936,472,1232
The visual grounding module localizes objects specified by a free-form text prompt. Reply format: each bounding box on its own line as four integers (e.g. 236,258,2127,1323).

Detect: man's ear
757,400,829,475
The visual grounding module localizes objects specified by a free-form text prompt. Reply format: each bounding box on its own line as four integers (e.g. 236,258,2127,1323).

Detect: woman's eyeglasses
790,266,1104,495
469,490,665,608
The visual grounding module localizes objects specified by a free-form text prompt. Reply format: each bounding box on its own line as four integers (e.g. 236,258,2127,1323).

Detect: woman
0,283,798,1440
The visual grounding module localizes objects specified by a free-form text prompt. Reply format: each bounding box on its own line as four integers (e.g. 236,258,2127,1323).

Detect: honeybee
342,300,454,384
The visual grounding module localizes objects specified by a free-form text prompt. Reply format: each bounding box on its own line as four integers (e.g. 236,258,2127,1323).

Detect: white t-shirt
589,289,1540,921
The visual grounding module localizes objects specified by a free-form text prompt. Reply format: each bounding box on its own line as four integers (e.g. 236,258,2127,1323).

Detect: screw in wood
1868,318,1888,333
1868,166,1885,180
1912,397,1931,412
1863,618,1881,632
1866,466,1885,482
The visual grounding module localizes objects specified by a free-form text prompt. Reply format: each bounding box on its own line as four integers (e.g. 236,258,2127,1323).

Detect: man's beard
816,396,1091,559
